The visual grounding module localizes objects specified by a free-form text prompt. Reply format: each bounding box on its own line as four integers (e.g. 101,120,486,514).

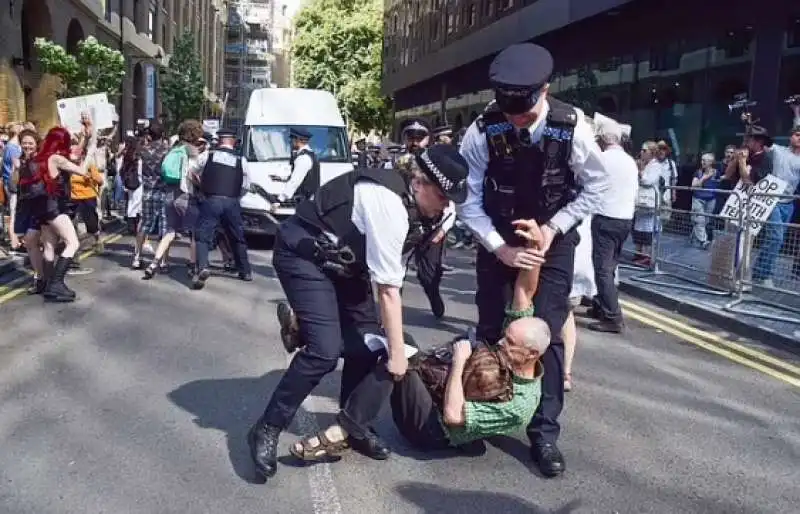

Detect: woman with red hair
23,125,94,302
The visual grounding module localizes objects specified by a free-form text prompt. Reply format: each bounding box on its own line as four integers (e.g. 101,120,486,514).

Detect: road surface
0,235,798,514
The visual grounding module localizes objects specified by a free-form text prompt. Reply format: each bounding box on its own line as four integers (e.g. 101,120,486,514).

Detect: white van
239,88,353,234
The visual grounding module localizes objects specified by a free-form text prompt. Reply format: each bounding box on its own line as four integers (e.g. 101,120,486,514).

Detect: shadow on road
395,482,583,514
168,368,341,484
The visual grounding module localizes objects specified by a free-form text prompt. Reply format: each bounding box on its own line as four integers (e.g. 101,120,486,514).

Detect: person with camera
285,220,549,462
247,145,468,483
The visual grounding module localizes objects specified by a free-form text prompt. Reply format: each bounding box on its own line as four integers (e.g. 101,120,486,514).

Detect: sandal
289,432,350,462
564,373,573,392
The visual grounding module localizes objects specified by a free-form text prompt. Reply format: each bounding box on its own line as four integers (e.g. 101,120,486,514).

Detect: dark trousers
415,239,444,307
475,230,578,444
68,199,100,235
195,195,251,275
261,219,382,429
590,215,631,324
339,364,450,450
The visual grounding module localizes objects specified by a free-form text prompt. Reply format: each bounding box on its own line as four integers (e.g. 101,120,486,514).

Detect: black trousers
195,195,251,274
415,239,444,305
261,219,382,429
590,215,631,324
338,364,450,450
475,230,578,444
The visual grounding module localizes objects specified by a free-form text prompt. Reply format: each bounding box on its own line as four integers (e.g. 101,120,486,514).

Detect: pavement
619,230,800,347
0,234,799,514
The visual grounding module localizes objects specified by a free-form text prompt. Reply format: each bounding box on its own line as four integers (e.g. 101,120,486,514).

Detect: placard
719,174,789,237
56,93,115,134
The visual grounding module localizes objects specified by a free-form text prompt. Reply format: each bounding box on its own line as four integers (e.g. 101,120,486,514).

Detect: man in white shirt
248,144,469,483
587,115,638,333
457,43,610,478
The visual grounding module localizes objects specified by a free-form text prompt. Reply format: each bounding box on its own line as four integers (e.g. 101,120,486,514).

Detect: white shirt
457,100,610,252
351,182,409,288
597,146,638,220
440,201,456,233
280,144,314,201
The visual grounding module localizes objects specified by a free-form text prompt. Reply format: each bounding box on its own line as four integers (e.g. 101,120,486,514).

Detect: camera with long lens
729,93,759,129
785,94,800,107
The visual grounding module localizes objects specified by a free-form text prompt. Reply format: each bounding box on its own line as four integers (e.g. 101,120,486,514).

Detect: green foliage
160,30,205,130
292,0,390,134
34,36,125,98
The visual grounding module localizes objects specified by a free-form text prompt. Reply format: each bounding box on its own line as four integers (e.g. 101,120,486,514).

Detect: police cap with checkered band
489,43,554,115
415,144,469,203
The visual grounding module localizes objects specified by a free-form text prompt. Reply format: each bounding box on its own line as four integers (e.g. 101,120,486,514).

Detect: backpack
161,145,187,186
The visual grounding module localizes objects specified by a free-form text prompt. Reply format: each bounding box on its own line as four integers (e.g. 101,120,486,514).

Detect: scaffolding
224,0,275,133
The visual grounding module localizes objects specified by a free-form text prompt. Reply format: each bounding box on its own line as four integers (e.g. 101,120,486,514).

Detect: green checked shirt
444,364,543,447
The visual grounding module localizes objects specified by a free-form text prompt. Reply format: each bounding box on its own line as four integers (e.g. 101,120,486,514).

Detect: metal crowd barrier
626,184,800,325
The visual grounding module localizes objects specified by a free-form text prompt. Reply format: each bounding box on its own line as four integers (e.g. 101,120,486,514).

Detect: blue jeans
752,201,795,281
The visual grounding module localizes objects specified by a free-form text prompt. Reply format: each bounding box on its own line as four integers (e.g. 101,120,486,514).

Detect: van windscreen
246,125,350,163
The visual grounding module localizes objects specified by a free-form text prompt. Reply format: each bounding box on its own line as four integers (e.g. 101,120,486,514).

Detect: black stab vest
200,148,244,198
477,97,579,245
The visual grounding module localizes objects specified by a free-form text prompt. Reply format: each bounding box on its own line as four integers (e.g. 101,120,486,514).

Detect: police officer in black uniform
276,127,320,204
457,43,609,477
192,128,253,289
248,144,468,483
432,125,454,145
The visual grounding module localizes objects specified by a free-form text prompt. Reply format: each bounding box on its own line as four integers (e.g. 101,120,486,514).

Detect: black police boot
44,257,77,303
277,302,303,352
531,441,565,478
248,422,280,483
238,272,253,282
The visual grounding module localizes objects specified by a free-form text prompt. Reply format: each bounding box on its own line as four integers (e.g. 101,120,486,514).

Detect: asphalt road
0,236,798,514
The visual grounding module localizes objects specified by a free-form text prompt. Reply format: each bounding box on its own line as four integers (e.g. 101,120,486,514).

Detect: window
499,0,512,11
245,125,350,163
432,17,440,40
282,5,287,16
483,0,494,18
467,3,476,26
148,8,155,40
447,10,454,34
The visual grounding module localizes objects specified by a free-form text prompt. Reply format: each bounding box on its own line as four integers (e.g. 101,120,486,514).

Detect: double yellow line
0,231,124,305
620,299,800,388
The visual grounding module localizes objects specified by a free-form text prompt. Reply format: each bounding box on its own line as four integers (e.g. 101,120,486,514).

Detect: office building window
483,0,494,18
148,8,155,40
467,3,476,26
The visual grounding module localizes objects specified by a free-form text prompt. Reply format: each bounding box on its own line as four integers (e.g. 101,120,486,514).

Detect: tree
292,0,391,134
34,36,125,98
160,30,205,130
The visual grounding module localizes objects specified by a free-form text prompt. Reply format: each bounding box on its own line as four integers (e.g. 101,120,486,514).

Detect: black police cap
400,119,430,134
415,144,469,203
289,127,312,139
432,125,453,137
216,128,237,138
490,43,553,114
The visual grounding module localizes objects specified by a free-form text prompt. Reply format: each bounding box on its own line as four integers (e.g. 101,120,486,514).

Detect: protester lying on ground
287,219,549,461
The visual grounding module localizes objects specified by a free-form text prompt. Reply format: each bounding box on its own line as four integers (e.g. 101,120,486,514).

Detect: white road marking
285,352,343,514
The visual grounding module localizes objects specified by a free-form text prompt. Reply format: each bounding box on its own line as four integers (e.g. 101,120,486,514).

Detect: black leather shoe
348,429,391,460
248,423,280,483
427,289,445,319
587,320,624,334
531,442,565,478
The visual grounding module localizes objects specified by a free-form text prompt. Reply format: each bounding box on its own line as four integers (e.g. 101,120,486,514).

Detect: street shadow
401,305,469,335
395,482,583,514
484,435,546,476
168,368,341,484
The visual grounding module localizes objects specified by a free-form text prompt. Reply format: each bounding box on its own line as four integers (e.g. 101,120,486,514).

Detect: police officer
385,144,403,169
432,125,454,145
354,137,369,168
457,43,609,477
398,120,455,319
248,144,468,483
192,128,253,289
274,127,320,204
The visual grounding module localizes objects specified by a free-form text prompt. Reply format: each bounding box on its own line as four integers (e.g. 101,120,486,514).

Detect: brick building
0,0,227,133
383,0,800,158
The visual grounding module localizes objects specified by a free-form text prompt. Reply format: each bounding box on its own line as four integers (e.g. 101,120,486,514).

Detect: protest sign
719,174,788,237
56,93,115,134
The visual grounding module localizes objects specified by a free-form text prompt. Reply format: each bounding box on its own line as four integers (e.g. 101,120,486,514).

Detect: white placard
719,174,789,236
203,119,220,137
56,93,115,134
363,333,419,358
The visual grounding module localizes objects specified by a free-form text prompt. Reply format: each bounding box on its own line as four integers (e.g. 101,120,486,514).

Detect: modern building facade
224,0,275,132
383,0,800,160
0,0,226,133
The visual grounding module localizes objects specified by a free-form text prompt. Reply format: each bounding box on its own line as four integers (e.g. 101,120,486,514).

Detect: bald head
505,317,551,356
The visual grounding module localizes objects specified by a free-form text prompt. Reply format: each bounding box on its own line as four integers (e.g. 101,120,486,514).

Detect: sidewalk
619,231,800,350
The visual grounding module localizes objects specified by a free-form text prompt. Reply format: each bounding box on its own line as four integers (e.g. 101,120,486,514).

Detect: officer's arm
439,202,457,233
279,154,313,201
549,114,611,233
456,123,506,251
